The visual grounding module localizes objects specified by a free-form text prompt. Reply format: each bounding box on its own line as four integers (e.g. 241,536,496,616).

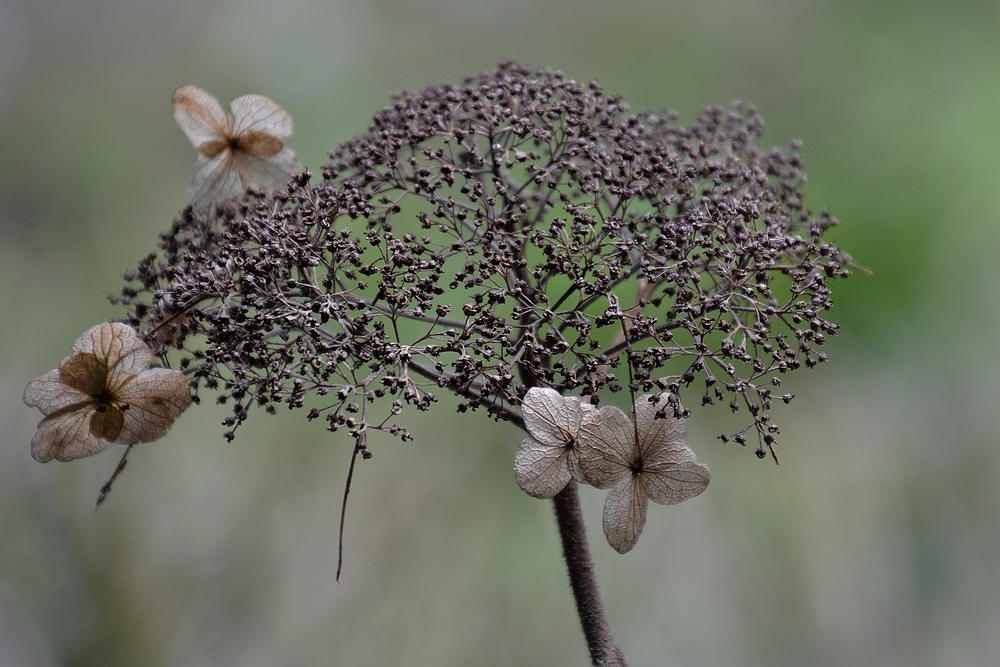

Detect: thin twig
95,444,133,509
336,440,364,582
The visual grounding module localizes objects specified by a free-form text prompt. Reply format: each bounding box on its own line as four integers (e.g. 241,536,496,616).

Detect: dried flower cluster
115,61,850,471
515,388,709,552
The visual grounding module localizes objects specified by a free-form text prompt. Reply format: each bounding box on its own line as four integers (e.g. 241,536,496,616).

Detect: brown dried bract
24,322,192,462
172,85,300,210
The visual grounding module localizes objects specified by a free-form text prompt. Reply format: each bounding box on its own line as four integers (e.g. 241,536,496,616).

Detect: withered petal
58,353,107,396
71,322,152,389
602,477,648,554
90,404,125,441
31,406,111,463
640,459,711,506
634,392,689,464
188,152,242,210
23,369,91,416
229,94,294,138
172,85,229,149
114,368,192,444
521,387,582,449
576,405,635,489
230,148,300,193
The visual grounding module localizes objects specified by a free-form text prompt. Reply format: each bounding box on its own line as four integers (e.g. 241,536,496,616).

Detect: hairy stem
552,482,628,667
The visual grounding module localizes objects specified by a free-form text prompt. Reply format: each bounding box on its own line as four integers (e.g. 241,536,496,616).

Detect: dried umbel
23,322,192,463
121,62,850,469
172,85,301,210
87,62,854,666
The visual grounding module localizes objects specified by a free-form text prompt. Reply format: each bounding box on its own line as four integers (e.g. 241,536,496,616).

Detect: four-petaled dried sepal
23,322,192,463
576,393,711,554
172,85,300,210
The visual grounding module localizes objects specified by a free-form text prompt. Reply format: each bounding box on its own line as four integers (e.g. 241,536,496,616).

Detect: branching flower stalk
83,62,853,664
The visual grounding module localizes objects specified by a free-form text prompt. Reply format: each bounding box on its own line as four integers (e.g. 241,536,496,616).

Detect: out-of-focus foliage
3,0,999,665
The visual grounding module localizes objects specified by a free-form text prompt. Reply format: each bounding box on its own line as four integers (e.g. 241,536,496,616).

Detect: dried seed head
123,62,851,465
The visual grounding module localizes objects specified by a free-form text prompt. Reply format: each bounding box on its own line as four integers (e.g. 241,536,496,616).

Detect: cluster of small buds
115,61,851,468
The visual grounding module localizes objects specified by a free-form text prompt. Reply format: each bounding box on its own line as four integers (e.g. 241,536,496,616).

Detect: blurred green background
2,0,998,665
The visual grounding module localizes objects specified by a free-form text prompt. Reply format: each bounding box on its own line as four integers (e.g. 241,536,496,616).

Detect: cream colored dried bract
513,388,591,498
23,322,192,463
577,393,710,554
172,85,300,210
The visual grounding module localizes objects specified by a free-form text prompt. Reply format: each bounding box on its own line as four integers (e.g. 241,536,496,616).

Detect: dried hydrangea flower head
172,85,300,210
23,322,191,463
106,63,854,663
122,61,851,465
514,387,594,498
577,393,710,553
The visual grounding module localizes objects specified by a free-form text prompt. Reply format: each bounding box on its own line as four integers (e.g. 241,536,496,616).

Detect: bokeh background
1,0,997,665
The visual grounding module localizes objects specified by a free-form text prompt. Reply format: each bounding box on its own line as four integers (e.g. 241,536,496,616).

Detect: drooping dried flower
23,322,192,463
577,393,710,553
172,85,300,209
514,387,594,498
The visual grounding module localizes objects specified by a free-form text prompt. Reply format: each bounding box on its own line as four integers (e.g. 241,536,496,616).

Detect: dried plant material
172,85,300,209
514,388,594,498
124,63,852,457
577,393,710,553
23,322,192,463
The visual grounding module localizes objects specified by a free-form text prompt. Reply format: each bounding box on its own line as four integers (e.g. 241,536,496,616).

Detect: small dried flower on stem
172,85,300,209
514,387,593,498
23,322,191,463
578,393,710,553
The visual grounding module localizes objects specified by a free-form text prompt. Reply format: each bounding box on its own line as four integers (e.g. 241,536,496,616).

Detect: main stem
500,168,626,664
552,482,628,667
